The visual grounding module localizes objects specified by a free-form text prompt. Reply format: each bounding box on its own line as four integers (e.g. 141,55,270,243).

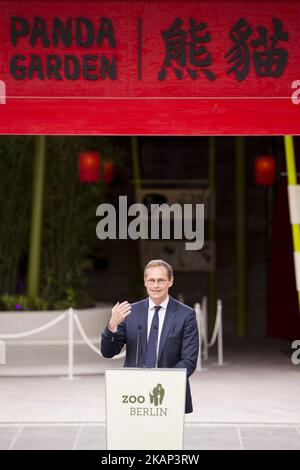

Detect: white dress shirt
147,296,169,354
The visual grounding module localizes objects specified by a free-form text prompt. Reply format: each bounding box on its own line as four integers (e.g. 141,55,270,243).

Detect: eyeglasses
145,278,169,287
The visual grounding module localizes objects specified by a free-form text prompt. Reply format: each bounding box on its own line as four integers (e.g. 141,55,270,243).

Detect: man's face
144,266,173,302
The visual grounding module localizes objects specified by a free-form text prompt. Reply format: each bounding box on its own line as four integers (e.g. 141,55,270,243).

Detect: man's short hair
144,259,173,280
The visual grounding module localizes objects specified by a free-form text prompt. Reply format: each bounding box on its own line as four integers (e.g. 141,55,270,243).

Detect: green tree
0,136,33,294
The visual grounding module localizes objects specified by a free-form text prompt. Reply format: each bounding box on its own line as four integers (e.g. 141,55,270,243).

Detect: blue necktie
144,305,160,368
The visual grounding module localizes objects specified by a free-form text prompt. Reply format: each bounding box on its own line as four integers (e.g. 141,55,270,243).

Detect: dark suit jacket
100,296,199,413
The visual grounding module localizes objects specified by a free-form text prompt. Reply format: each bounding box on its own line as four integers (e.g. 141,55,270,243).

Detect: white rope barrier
202,297,208,360
194,303,202,371
0,300,222,376
73,312,126,360
194,297,223,370
0,312,67,339
0,307,125,378
208,302,222,348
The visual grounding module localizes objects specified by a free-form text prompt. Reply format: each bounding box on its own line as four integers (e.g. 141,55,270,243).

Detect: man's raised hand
108,301,131,332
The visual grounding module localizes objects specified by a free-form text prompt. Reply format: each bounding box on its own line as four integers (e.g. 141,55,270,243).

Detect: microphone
135,325,142,367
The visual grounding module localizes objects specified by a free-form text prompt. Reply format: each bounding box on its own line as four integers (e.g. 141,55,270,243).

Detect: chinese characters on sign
225,17,288,81
158,16,288,81
157,17,216,81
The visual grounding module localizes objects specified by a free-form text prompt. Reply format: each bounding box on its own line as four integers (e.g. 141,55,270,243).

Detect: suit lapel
157,296,177,362
137,298,149,366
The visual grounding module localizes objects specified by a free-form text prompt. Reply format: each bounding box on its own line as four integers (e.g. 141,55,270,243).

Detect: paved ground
0,337,299,449
1,424,300,450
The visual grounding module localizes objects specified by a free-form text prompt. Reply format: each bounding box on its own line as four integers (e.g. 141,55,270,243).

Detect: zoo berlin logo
122,383,167,416
96,195,204,251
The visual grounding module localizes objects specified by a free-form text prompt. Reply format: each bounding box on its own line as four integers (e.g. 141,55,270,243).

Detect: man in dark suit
100,259,199,413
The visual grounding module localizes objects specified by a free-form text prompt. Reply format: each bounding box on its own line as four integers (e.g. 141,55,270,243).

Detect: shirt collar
149,295,169,311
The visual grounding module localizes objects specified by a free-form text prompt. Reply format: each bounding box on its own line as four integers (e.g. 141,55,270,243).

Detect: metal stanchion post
68,308,74,379
0,340,6,365
197,312,202,372
203,297,208,360
194,303,202,372
217,300,223,366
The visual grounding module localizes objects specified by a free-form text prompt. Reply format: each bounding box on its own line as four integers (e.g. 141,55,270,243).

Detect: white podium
105,368,186,450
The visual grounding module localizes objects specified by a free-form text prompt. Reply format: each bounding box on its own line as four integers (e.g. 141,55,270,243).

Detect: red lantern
79,151,101,182
103,160,115,184
254,154,276,186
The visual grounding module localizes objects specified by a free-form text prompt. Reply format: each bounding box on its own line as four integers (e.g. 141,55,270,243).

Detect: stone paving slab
1,425,300,450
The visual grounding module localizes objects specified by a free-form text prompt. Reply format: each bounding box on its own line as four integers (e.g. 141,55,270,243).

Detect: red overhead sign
0,0,300,134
